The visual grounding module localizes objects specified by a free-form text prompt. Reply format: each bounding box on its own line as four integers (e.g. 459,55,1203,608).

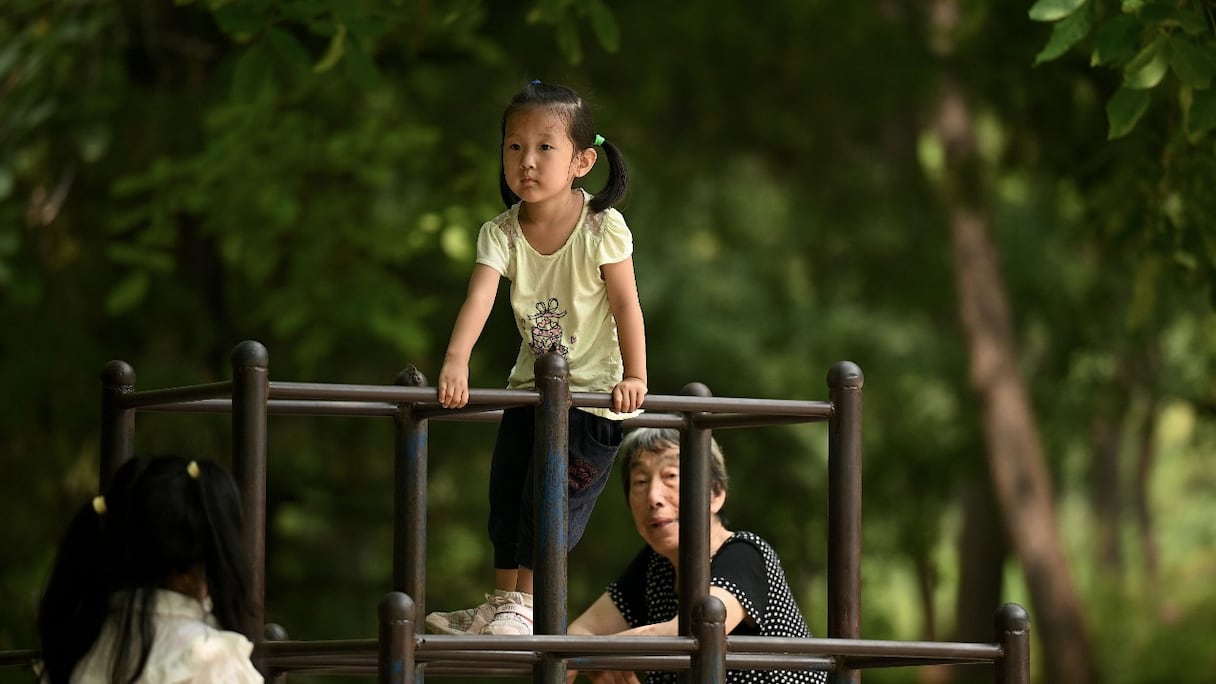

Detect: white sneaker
479,590,534,635
425,594,496,635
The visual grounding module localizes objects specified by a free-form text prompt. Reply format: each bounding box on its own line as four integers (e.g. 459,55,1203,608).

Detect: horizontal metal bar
0,650,36,668
249,633,1003,679
417,634,698,654
117,381,234,408
119,380,833,427
262,638,378,655
421,663,530,676
143,399,402,417
270,664,377,675
413,404,513,421
573,392,833,416
416,649,541,663
843,656,992,669
623,412,687,429
270,381,538,406
566,654,688,672
692,413,828,429
729,636,1002,660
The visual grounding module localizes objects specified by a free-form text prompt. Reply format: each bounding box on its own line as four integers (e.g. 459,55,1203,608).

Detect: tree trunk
952,479,1007,644
921,477,1007,684
914,546,938,643
1133,391,1160,583
935,78,1098,684
1090,412,1125,573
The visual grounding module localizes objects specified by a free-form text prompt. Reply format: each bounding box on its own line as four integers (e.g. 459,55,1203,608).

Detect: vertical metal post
99,360,136,490
379,592,416,684
995,603,1030,684
263,623,289,684
533,352,570,683
678,382,712,638
827,361,863,684
393,367,428,618
231,340,269,666
690,594,727,684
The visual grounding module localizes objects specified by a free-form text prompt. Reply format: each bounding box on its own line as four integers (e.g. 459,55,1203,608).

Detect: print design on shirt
528,298,569,357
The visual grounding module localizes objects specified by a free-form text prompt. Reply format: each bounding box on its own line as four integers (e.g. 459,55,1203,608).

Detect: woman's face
628,446,682,558
626,446,726,560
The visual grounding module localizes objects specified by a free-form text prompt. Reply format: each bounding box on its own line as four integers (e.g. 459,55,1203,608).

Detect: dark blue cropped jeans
488,405,623,570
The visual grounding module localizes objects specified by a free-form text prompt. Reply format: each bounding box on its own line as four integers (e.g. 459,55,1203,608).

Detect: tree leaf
232,42,271,100
1134,2,1178,25
1107,86,1151,138
313,23,346,74
106,244,174,272
1186,87,1216,137
1168,36,1216,90
1170,8,1212,36
584,0,620,53
267,27,312,77
341,34,382,90
0,40,19,81
212,2,263,41
105,271,149,314
1123,36,1168,89
1029,0,1087,22
555,16,582,65
1034,3,1093,65
1091,14,1139,67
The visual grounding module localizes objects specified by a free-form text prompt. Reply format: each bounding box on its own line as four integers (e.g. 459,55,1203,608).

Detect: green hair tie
594,134,605,147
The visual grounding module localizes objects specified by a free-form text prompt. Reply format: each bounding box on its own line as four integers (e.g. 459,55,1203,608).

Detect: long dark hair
37,455,252,684
498,80,629,213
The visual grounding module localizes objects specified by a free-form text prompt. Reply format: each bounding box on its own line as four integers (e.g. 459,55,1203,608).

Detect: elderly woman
566,428,826,684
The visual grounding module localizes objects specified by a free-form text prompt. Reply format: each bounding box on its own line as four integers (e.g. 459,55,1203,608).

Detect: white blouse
72,589,262,683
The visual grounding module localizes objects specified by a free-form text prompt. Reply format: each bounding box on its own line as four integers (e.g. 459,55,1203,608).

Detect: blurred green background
2,1,1215,682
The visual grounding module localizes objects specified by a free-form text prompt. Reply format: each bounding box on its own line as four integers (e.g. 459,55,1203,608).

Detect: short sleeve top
606,531,827,684
71,589,263,684
476,190,633,418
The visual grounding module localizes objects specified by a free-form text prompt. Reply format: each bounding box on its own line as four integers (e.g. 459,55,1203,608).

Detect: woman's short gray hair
617,428,729,499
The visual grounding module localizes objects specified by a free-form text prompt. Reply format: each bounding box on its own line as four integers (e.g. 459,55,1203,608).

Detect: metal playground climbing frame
4,340,1030,683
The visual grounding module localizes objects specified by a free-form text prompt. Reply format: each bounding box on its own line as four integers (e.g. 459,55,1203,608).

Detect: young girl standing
427,80,647,637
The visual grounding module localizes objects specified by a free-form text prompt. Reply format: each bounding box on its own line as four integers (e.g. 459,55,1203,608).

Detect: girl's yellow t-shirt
476,190,634,419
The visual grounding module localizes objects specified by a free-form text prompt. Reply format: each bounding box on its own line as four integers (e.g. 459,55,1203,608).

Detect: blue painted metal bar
378,592,415,684
393,367,428,622
533,352,571,683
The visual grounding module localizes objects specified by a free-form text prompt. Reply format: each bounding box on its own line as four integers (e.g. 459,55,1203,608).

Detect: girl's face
503,107,594,206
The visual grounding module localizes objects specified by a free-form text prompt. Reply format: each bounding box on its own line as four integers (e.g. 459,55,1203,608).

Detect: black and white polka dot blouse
607,530,828,684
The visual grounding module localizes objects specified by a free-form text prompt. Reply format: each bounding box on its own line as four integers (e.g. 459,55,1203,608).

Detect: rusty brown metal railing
0,340,1029,684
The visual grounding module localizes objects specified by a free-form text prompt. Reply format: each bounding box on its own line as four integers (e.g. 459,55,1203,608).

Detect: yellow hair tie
92,496,107,515
187,461,201,480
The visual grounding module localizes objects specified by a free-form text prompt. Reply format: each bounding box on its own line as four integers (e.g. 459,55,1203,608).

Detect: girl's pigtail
37,501,111,684
499,167,520,209
195,459,254,637
589,139,629,213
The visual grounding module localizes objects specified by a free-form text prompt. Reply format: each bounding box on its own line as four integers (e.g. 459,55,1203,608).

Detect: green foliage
1031,0,1216,139
1031,0,1216,312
